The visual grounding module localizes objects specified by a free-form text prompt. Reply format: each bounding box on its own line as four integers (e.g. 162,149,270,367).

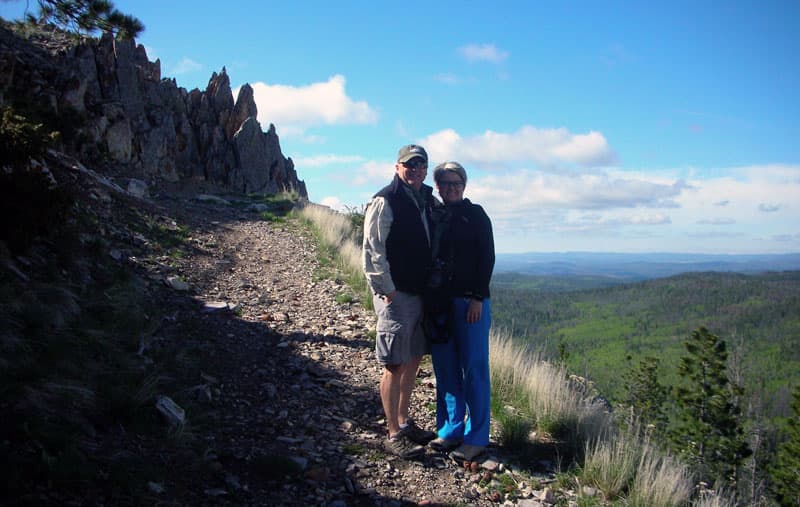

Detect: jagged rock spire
0,24,307,197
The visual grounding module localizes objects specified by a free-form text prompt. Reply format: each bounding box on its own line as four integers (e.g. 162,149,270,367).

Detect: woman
428,161,495,461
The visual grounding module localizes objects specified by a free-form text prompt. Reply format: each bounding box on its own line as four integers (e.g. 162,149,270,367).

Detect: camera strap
429,206,452,262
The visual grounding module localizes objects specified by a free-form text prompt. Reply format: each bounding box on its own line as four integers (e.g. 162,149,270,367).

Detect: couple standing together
362,144,495,462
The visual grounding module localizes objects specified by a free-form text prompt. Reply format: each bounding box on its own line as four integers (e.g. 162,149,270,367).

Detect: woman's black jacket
431,198,495,300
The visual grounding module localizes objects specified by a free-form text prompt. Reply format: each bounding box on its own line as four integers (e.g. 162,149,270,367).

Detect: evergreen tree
622,355,668,436
770,384,800,506
31,0,144,39
670,327,752,486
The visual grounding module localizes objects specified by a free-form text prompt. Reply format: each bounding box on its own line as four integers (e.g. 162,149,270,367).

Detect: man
362,144,437,459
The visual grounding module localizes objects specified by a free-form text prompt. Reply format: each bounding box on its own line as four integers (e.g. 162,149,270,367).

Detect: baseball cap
397,144,428,164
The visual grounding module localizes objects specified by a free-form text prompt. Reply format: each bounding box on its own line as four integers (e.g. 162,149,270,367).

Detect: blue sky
3,0,799,254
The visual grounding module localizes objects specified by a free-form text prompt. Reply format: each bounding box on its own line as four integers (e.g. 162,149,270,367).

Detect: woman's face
436,173,465,204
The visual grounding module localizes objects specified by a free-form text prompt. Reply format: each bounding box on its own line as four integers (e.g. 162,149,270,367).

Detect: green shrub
0,107,74,254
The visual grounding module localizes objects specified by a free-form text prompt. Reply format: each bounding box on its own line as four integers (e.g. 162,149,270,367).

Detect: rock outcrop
0,22,307,197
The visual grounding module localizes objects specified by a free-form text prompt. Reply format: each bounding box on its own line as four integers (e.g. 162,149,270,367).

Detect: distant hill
490,270,800,420
495,252,800,282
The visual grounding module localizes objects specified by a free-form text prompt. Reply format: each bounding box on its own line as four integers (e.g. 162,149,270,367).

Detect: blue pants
430,298,491,446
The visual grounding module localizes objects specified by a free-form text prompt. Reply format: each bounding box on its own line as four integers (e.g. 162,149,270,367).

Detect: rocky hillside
0,19,306,196
0,20,588,506
1,160,570,506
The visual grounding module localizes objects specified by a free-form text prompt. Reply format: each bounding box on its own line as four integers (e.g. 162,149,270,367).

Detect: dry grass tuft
490,328,612,449
298,203,370,308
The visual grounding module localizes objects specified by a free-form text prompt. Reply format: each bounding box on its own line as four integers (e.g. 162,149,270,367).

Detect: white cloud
294,154,365,168
612,213,672,226
773,233,800,243
320,196,345,211
434,73,462,85
170,57,202,75
737,163,800,183
685,230,748,239
432,161,800,254
459,44,509,64
467,171,685,220
456,163,798,251
241,75,378,138
420,126,617,168
315,160,799,253
677,167,798,224
351,161,396,186
697,218,736,225
568,212,672,228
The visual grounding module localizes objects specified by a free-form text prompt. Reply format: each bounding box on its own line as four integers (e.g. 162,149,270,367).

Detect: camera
427,258,451,291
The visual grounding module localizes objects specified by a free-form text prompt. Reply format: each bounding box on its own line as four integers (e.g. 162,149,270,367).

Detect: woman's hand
466,298,482,324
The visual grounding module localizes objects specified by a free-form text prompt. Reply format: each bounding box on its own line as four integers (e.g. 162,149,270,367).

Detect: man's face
395,157,428,190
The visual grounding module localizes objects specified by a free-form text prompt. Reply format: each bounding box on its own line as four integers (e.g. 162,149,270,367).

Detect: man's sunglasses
402,159,428,170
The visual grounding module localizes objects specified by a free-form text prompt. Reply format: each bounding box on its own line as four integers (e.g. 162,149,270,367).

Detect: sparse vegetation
493,269,799,503
305,207,748,506
342,443,366,455
581,433,641,500
621,355,668,437
0,246,195,498
0,105,57,167
0,158,221,502
225,190,299,223
491,271,800,419
298,203,372,309
627,448,694,507
0,106,72,254
578,424,695,506
335,291,356,305
490,329,612,452
769,384,800,506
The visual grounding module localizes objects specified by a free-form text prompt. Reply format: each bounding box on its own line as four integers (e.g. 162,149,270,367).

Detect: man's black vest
374,175,433,294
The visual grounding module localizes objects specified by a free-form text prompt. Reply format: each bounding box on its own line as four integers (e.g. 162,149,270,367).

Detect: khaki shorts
373,291,427,366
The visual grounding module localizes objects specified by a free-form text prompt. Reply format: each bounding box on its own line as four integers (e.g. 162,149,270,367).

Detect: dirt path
150,194,531,506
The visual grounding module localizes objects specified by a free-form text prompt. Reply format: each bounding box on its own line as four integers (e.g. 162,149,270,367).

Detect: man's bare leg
397,355,422,426
380,364,403,437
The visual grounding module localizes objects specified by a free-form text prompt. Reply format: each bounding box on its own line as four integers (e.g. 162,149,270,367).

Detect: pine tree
770,384,800,506
31,0,144,39
622,355,668,436
670,326,752,486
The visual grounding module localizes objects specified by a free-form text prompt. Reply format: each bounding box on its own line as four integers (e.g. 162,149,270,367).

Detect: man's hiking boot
384,432,425,459
402,419,436,445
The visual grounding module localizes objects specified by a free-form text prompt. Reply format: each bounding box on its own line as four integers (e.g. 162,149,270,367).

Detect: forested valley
491,269,800,423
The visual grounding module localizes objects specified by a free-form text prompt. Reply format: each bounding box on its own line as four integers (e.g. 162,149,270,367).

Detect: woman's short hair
433,161,467,184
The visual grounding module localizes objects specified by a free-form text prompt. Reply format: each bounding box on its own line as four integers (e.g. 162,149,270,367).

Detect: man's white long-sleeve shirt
362,188,431,296
362,195,396,296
